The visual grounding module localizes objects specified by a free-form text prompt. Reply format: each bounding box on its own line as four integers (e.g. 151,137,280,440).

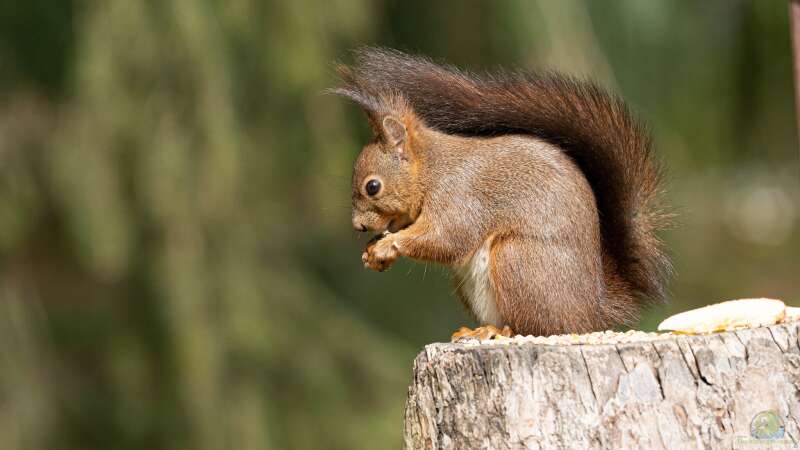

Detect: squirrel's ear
381,116,406,147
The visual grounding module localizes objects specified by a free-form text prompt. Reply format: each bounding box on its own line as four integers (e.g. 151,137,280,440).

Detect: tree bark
404,321,800,449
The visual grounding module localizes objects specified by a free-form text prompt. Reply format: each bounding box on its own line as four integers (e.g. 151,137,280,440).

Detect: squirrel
332,47,671,338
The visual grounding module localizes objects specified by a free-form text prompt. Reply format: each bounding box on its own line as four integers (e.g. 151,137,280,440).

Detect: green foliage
0,1,798,449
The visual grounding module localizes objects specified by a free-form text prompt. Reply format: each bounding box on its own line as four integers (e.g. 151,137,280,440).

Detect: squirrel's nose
352,219,367,232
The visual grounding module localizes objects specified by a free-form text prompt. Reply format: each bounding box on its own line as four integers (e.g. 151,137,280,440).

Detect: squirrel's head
350,111,423,233
332,79,424,233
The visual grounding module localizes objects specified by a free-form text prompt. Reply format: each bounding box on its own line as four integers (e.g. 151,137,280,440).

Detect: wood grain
404,322,800,449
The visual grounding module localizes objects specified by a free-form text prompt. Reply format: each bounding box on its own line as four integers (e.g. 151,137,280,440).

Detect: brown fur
332,48,671,336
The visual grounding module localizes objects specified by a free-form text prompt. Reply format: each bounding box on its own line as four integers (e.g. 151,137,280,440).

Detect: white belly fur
454,237,503,326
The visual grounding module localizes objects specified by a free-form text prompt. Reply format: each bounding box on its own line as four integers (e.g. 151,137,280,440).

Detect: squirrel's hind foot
451,325,513,342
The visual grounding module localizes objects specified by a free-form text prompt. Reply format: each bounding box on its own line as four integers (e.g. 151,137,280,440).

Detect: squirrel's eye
365,179,382,196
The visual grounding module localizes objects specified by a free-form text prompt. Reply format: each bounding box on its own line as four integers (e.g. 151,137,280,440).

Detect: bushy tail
338,47,671,304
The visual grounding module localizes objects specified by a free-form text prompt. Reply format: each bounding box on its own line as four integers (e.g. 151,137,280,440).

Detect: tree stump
403,321,800,449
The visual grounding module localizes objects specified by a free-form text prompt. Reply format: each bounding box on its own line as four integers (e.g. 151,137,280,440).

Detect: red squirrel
332,48,671,338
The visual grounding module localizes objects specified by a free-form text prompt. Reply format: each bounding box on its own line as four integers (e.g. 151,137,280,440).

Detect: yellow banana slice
657,298,786,334
784,306,800,323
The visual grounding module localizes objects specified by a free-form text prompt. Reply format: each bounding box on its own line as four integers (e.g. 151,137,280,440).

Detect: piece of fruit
784,306,800,322
657,298,786,334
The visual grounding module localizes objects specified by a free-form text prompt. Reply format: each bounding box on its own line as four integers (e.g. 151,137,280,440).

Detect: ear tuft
382,116,406,147
329,65,420,151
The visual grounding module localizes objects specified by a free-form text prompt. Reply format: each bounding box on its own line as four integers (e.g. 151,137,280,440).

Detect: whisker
451,271,468,296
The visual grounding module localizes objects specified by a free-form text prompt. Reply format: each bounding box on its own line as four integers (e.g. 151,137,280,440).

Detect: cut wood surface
403,321,800,450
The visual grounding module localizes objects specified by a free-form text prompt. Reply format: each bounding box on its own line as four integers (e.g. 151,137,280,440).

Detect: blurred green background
0,1,798,449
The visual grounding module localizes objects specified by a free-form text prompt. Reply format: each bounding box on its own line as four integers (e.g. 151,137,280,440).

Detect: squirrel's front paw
362,235,400,272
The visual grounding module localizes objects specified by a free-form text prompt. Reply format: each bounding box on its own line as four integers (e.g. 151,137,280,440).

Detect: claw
451,325,513,342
